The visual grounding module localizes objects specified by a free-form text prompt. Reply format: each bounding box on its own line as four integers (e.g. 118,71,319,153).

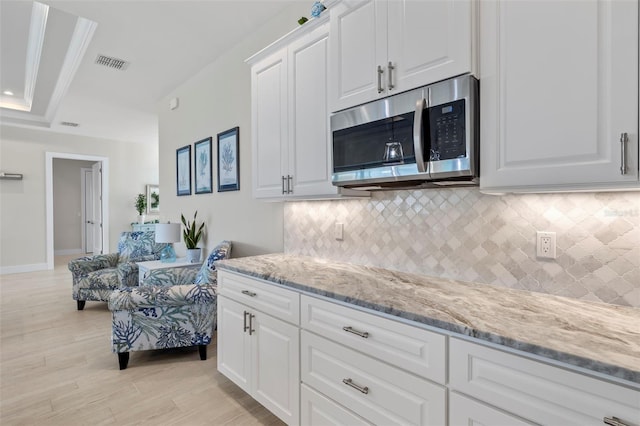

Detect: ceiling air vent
60,121,79,127
95,54,129,71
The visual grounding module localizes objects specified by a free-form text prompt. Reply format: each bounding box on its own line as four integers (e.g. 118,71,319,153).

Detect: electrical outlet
334,222,344,241
536,231,557,259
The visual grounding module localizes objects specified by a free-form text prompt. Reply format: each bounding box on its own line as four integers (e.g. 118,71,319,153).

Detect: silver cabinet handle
343,326,369,338
387,61,394,90
243,310,249,332
287,175,293,194
282,176,286,194
249,313,255,335
241,290,257,297
413,98,427,173
342,378,369,394
377,65,384,93
604,416,631,426
620,132,628,175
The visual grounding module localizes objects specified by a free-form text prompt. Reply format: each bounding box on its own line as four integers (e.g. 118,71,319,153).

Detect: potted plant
135,193,147,224
181,211,205,263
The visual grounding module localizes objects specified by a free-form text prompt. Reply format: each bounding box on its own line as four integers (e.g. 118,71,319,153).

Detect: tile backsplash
284,189,640,307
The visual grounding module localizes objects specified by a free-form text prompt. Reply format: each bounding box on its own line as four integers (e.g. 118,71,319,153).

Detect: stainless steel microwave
331,75,479,190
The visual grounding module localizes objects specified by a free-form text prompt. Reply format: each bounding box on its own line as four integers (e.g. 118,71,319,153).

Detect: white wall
53,158,95,254
0,125,159,271
157,4,308,259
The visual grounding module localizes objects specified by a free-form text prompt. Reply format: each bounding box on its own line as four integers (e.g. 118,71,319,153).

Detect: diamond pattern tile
284,189,640,307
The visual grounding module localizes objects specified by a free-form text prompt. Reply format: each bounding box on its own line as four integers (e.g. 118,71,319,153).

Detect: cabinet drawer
301,295,446,384
218,271,300,325
449,338,640,426
301,384,372,426
449,392,533,426
301,331,446,426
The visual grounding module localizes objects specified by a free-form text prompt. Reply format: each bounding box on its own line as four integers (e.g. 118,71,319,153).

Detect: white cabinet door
251,48,289,198
252,310,300,425
449,392,533,426
387,0,473,94
480,0,639,192
288,23,337,197
217,296,251,394
329,0,387,112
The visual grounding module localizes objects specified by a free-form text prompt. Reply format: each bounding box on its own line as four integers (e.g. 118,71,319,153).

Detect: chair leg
118,352,129,370
77,300,85,310
198,345,207,361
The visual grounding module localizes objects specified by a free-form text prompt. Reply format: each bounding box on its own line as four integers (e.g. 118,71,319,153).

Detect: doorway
46,152,109,270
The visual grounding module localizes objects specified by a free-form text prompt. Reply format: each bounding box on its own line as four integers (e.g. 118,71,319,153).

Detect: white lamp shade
155,223,181,243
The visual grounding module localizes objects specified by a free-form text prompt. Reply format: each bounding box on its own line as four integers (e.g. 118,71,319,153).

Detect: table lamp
155,223,181,263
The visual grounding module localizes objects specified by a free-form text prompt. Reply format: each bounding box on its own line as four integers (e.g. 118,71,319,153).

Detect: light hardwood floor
0,255,285,425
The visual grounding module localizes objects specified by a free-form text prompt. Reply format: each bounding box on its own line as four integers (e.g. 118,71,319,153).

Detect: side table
137,258,202,285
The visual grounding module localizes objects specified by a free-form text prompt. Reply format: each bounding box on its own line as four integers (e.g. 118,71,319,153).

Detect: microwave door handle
413,99,427,173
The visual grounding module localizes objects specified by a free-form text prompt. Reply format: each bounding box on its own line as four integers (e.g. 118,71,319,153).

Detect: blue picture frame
176,145,191,196
194,137,213,194
217,127,240,192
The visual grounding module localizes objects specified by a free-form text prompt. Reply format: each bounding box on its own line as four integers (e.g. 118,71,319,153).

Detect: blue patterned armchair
108,241,231,369
69,231,168,310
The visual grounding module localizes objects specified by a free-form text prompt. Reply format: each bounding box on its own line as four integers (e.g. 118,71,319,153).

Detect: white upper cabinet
249,18,367,200
251,48,288,199
288,23,338,197
480,0,639,193
329,0,474,112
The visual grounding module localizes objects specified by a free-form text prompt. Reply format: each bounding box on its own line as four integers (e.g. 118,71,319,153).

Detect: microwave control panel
428,99,466,161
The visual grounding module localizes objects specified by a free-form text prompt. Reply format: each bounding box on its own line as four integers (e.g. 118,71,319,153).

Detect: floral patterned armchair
69,231,168,310
108,241,231,369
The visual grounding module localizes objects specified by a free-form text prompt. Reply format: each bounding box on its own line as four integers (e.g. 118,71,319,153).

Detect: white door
288,23,337,197
251,311,300,426
387,0,472,93
480,0,639,192
329,0,387,112
82,168,94,253
251,48,289,198
91,162,103,254
217,296,252,394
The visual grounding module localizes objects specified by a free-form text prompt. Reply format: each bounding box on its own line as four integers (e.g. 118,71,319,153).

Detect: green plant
135,193,147,215
181,211,205,249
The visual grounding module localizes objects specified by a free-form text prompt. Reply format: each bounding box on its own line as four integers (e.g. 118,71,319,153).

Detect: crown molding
45,17,98,122
23,1,50,112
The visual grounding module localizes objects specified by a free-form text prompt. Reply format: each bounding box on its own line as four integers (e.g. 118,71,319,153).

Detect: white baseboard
0,263,50,275
54,248,83,256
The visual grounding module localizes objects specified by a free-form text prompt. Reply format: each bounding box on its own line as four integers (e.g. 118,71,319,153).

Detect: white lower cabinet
301,330,446,426
449,338,640,426
217,272,300,425
219,270,639,426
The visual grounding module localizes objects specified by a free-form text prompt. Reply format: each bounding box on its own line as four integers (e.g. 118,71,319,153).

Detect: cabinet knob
342,378,369,394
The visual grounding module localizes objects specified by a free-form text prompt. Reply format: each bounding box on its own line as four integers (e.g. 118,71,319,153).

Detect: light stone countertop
216,253,640,384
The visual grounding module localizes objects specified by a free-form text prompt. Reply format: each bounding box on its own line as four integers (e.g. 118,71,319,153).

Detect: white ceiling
0,0,297,144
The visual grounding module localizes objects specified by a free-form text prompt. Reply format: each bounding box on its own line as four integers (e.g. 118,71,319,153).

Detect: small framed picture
194,137,213,194
176,145,191,196
217,127,240,192
146,184,159,214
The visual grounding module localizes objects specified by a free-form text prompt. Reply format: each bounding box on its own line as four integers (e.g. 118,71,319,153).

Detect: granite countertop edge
216,258,639,385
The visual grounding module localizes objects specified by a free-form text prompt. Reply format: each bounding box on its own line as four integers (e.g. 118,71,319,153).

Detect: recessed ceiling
0,1,298,144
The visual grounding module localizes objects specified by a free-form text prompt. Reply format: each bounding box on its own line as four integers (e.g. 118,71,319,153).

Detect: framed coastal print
194,137,213,194
176,145,191,196
217,127,240,192
146,184,160,214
